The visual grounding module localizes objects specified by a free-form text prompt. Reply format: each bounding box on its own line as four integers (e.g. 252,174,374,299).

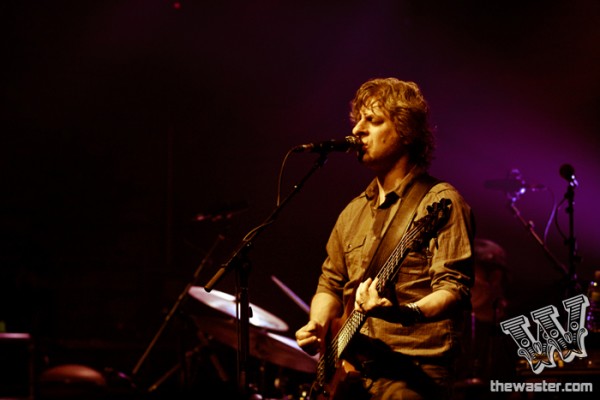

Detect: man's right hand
295,320,324,356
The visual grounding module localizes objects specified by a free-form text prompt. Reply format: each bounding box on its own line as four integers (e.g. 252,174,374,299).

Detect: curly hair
350,78,435,168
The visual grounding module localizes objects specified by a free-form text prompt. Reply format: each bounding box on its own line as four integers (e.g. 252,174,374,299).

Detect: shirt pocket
397,251,429,281
343,235,367,271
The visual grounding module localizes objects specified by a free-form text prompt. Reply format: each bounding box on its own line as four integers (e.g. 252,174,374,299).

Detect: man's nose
352,120,366,136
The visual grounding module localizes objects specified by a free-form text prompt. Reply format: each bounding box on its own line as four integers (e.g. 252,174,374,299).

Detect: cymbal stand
132,234,225,383
147,330,230,393
507,199,570,283
204,152,329,398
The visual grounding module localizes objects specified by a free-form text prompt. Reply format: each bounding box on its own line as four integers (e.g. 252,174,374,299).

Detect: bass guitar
311,198,452,399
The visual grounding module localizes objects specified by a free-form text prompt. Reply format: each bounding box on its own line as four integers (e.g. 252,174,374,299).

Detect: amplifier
0,333,34,400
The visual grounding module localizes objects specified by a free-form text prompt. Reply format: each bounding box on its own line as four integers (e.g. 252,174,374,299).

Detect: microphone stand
203,152,330,398
563,180,580,297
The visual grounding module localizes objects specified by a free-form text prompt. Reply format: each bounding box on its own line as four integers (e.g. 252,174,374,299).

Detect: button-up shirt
316,168,474,358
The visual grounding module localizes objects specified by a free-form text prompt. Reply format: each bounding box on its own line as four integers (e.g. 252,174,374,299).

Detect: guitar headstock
411,198,452,250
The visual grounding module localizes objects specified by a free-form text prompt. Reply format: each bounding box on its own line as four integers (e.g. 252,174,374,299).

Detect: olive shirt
316,168,474,359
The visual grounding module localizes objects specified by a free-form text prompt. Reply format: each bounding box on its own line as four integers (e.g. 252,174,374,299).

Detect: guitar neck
375,222,423,291
318,309,367,384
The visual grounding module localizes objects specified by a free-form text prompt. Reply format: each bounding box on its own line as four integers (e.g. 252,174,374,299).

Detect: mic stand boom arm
203,152,329,398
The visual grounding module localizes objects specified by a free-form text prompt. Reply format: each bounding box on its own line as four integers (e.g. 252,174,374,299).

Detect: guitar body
315,303,364,399
315,359,363,400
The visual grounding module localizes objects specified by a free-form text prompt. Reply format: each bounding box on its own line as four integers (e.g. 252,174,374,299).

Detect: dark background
1,0,599,394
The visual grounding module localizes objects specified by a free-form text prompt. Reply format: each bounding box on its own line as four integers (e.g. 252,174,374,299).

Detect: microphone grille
345,135,361,146
559,163,575,179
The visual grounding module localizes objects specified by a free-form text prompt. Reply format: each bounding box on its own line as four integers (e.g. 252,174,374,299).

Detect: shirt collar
364,165,426,208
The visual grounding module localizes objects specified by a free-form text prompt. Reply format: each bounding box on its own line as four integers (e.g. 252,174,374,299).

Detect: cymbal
188,286,288,332
262,331,319,374
194,315,318,374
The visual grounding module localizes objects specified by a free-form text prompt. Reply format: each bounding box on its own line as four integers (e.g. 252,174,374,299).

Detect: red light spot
173,1,181,9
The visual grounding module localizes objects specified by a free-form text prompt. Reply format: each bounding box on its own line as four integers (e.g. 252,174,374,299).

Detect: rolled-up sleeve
423,183,475,304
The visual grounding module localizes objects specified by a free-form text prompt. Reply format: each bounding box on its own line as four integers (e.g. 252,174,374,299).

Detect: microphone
559,164,578,187
292,136,362,153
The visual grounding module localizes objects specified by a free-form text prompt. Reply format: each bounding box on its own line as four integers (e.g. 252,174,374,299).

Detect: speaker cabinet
0,333,33,400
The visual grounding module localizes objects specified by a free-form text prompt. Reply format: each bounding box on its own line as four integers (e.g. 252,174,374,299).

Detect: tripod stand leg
147,334,230,394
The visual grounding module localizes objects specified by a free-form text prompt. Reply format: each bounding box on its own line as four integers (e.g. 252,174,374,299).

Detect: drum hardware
271,275,310,315
189,313,317,375
130,234,226,390
186,314,317,399
485,167,580,297
146,343,205,393
187,285,317,399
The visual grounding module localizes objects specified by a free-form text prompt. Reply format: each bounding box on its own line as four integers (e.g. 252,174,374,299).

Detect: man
295,78,474,400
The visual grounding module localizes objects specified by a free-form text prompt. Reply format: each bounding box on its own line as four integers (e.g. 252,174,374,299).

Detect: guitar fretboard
317,310,367,384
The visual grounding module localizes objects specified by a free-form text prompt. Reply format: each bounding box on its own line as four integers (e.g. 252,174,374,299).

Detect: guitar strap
360,173,441,282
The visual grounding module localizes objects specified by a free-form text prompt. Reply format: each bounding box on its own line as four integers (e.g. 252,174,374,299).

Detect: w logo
500,294,590,374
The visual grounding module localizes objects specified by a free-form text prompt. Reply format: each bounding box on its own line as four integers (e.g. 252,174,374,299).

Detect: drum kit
187,286,317,374
184,284,317,398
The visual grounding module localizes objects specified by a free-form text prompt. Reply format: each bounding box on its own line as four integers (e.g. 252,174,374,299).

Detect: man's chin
359,153,377,168
357,151,367,164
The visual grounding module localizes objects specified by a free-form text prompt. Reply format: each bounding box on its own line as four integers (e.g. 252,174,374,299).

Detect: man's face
351,101,404,172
